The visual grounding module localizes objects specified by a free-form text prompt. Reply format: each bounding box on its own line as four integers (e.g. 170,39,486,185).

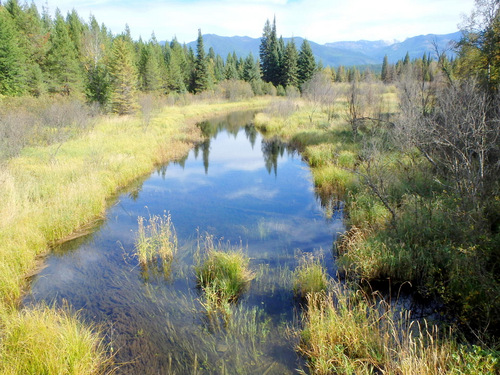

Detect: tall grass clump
0,305,110,374
297,283,387,374
135,212,177,277
297,281,499,375
293,253,328,299
195,235,253,315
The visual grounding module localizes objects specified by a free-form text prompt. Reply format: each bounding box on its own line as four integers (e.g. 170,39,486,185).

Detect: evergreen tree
191,30,210,93
348,67,360,82
259,19,272,82
297,39,316,87
403,51,410,66
82,15,111,106
224,52,238,80
282,38,298,88
66,9,84,57
138,40,162,92
336,65,347,82
213,54,225,82
5,0,48,95
260,17,281,86
109,37,138,114
165,38,187,93
45,10,84,95
242,53,261,82
0,7,27,95
381,54,390,83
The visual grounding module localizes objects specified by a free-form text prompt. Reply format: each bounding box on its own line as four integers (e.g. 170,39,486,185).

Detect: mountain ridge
182,31,461,67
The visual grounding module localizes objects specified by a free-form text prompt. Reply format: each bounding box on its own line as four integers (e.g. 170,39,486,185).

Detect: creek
23,110,344,374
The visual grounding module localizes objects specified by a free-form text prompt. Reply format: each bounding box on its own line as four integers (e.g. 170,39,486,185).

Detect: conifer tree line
0,0,266,113
259,17,317,90
2,0,497,113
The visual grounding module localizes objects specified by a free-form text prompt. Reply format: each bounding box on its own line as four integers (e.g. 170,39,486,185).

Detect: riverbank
254,96,500,373
0,97,269,374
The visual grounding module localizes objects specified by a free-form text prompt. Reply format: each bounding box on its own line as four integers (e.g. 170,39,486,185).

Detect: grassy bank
0,97,269,373
254,93,500,372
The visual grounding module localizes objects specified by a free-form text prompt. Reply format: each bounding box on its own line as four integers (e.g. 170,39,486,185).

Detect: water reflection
24,111,344,374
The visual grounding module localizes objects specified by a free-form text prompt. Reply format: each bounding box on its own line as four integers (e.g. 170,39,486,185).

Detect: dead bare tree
344,79,387,137
302,71,339,123
396,78,500,214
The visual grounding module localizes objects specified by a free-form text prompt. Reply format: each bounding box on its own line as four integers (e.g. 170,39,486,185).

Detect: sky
33,0,476,44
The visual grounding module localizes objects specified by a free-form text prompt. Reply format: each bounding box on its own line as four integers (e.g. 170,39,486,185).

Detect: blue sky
33,0,476,44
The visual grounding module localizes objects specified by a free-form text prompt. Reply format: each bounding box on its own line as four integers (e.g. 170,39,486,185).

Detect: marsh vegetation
1,1,499,372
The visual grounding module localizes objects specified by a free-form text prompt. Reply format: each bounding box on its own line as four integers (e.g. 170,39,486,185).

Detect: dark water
24,111,344,374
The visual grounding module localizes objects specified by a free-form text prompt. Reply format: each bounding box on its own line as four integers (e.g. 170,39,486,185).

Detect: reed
297,281,499,375
135,212,177,277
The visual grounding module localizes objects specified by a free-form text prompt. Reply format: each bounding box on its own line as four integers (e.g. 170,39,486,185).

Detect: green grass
195,235,254,315
292,254,329,299
0,305,110,375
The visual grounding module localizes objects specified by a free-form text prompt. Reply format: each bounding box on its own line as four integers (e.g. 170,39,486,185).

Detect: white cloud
226,186,279,200
36,0,475,44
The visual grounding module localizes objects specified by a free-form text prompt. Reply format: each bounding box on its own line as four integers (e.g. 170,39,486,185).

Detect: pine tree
242,52,261,82
259,19,272,82
0,7,27,95
45,10,84,95
403,51,410,65
336,65,346,82
109,37,138,115
165,38,187,93
297,39,316,87
191,29,210,93
381,54,389,83
282,38,298,88
138,40,162,92
224,52,238,80
260,17,281,86
66,9,84,57
213,54,225,82
5,0,48,95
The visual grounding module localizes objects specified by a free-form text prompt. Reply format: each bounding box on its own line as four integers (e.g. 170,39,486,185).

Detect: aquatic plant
292,253,329,299
135,212,177,276
195,235,254,312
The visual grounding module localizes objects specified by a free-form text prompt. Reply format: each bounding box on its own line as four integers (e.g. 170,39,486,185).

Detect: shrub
215,80,255,101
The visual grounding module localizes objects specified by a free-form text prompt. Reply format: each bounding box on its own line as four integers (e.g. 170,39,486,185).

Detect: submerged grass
0,97,269,373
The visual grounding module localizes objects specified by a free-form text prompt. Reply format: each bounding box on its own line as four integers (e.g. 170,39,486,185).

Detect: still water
24,111,344,374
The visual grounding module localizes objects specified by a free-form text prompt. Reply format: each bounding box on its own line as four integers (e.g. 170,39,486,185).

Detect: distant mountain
326,32,461,63
183,32,462,67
